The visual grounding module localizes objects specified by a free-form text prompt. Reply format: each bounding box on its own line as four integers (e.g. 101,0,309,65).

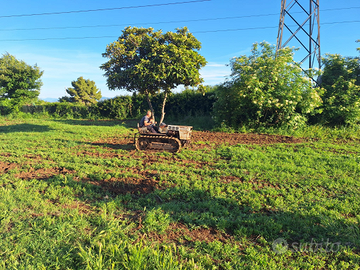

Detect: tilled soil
191,131,302,146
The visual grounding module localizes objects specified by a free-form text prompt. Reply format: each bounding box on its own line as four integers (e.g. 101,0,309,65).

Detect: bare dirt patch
191,131,302,148
0,161,18,173
15,167,75,180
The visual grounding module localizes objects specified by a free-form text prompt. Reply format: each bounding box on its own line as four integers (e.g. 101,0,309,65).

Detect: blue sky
1,0,359,100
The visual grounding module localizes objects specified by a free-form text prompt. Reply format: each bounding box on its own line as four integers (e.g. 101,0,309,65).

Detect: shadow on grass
0,123,54,133
90,141,136,151
55,119,139,129
41,172,359,252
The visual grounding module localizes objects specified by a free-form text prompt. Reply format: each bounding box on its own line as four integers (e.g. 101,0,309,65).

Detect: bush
316,54,360,126
213,42,323,129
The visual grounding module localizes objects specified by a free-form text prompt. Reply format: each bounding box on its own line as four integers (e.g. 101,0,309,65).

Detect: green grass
0,118,359,269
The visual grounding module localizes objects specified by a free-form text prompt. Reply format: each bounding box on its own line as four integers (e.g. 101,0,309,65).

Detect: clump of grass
142,207,171,234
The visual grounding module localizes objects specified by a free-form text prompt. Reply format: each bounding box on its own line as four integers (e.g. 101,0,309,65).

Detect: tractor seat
137,123,148,134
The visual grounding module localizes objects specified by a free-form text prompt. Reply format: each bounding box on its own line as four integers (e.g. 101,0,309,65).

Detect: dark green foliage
0,90,216,122
149,90,216,122
60,76,102,105
94,95,141,119
46,103,95,118
317,54,360,126
0,53,43,106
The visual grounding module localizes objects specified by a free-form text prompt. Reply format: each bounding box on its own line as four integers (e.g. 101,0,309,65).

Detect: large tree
60,76,102,105
0,53,43,105
100,26,206,123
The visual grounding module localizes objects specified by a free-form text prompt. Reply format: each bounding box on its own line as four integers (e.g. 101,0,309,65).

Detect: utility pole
276,0,321,72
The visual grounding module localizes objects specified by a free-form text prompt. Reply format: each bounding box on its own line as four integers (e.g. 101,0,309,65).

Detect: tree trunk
159,91,168,124
145,90,155,120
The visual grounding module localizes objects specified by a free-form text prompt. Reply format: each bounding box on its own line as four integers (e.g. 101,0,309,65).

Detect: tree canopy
100,26,206,123
60,76,102,105
213,42,323,128
0,53,43,105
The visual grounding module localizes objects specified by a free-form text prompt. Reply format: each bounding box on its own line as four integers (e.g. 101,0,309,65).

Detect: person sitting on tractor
139,110,158,133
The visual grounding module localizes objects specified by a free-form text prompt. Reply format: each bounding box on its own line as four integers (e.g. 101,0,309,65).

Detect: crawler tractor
135,124,192,153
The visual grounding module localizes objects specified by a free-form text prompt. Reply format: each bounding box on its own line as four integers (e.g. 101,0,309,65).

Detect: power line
1,20,359,42
0,15,277,32
0,0,210,18
1,6,359,32
194,20,360,33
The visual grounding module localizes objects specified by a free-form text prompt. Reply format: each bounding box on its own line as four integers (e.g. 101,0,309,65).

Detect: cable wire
0,0,210,18
1,6,359,32
1,20,359,42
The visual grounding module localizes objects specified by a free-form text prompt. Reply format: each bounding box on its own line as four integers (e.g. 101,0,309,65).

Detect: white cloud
200,62,231,85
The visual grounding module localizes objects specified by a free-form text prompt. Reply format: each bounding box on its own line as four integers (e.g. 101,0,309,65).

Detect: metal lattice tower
276,0,321,71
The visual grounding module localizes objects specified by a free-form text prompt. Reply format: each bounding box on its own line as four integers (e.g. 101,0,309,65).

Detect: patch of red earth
141,223,233,244
15,167,75,180
191,131,302,148
0,161,18,173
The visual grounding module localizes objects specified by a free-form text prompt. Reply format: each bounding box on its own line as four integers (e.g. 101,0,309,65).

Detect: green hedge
0,91,216,120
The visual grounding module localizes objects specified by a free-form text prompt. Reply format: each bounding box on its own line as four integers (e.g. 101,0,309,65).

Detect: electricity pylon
276,0,321,72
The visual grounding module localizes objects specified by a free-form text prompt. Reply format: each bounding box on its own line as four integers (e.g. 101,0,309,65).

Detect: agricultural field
0,118,359,269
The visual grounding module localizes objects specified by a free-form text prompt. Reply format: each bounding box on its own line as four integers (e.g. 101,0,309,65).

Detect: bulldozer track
135,135,182,153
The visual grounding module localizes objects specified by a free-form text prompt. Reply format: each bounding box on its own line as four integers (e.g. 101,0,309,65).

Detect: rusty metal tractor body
135,124,192,153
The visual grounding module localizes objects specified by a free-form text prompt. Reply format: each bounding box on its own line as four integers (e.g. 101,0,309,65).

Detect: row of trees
1,27,359,128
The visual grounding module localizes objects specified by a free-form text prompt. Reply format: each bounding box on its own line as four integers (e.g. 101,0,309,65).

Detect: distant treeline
0,91,216,120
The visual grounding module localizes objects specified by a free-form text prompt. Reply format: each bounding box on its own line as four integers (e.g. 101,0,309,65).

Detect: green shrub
316,54,360,126
213,42,323,129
